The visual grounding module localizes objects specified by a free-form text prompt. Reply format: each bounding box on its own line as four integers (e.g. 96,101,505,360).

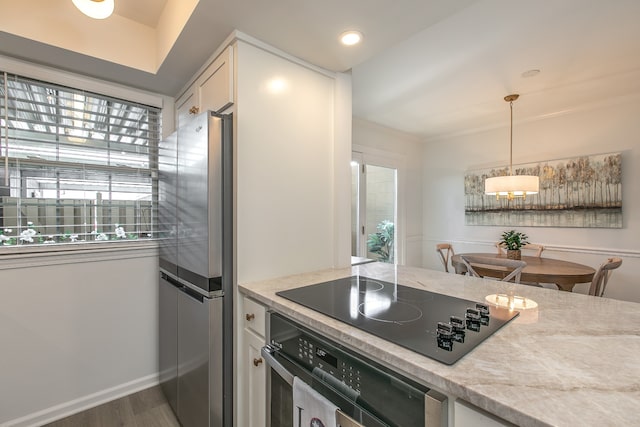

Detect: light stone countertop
239,262,640,427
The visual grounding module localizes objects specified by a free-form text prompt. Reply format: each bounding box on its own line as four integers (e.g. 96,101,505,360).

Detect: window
0,72,160,247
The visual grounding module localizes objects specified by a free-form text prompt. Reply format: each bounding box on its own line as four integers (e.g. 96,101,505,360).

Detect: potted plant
499,230,528,260
367,220,394,263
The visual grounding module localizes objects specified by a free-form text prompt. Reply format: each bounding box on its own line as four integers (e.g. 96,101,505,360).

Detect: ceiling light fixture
340,31,363,46
72,0,114,20
484,94,539,200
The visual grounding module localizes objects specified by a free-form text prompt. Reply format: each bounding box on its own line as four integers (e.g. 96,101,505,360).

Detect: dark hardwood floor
44,385,180,427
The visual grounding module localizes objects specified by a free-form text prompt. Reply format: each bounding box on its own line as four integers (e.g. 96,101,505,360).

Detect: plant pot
507,249,522,260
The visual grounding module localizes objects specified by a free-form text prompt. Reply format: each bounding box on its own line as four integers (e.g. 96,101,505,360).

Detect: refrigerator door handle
163,267,214,299
161,271,183,289
178,284,206,303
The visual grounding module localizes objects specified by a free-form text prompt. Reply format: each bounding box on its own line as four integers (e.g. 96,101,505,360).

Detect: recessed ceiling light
521,69,541,78
72,0,115,20
340,31,363,46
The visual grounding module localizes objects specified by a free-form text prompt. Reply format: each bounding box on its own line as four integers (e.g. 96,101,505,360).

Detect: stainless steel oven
262,312,447,427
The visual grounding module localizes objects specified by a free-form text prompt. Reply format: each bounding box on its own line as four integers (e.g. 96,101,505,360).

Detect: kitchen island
239,262,640,427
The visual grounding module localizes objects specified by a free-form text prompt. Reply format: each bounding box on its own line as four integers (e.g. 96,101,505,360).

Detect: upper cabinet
175,45,234,127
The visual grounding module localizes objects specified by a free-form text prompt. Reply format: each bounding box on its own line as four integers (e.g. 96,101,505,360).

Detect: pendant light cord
509,99,513,176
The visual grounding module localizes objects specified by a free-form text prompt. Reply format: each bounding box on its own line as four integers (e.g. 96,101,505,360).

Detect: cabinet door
454,400,515,427
244,328,266,427
198,45,234,113
175,87,197,128
244,296,266,337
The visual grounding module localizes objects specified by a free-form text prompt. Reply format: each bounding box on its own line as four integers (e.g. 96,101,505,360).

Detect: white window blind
0,71,160,246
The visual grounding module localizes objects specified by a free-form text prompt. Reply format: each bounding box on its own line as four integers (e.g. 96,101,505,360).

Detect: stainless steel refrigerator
158,111,233,427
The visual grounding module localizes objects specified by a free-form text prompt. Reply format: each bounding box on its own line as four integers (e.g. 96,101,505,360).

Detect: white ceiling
114,0,166,28
1,0,639,140
352,0,640,140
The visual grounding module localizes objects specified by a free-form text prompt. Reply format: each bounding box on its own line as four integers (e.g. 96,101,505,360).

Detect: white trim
175,30,336,100
0,241,158,270
537,244,640,258
352,148,407,265
0,54,164,108
352,143,406,162
428,238,640,259
3,373,160,427
352,152,366,258
233,31,336,79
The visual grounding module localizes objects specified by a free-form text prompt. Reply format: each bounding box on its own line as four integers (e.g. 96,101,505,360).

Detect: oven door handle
261,345,294,385
261,345,366,427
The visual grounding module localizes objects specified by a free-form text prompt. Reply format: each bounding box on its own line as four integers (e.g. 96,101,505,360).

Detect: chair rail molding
430,239,640,259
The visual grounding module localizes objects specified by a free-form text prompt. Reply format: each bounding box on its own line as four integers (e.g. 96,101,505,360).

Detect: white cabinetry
175,87,196,128
175,45,233,126
240,296,266,427
454,400,515,427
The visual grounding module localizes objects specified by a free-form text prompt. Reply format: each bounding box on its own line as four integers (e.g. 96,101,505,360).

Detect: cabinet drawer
243,297,266,337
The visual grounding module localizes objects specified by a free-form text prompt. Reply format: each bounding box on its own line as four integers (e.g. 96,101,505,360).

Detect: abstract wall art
464,152,622,228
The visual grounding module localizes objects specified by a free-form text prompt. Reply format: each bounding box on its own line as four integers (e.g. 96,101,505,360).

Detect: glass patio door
351,152,397,263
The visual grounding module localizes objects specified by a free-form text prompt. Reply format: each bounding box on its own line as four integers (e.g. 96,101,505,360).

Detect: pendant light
72,0,114,20
484,94,539,200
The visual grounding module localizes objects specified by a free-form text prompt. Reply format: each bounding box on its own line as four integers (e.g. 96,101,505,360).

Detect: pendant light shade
484,174,539,197
485,94,539,200
72,0,114,20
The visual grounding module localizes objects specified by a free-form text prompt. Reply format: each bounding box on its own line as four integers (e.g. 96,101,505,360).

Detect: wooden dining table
451,253,596,292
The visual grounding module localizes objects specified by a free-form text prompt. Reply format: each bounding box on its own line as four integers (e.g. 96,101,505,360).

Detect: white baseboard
2,373,160,427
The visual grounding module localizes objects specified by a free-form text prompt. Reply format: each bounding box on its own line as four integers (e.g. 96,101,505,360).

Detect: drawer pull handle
253,357,263,367
189,106,200,115
245,313,255,321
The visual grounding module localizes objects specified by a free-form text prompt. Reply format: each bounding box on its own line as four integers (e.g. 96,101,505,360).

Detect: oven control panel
297,336,362,392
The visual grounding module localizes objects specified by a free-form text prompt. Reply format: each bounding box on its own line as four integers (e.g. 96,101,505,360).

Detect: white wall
0,245,159,426
234,40,347,284
232,39,352,427
353,118,424,267
422,94,640,302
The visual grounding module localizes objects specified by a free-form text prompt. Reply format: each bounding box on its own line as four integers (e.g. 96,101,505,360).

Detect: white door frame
352,145,406,265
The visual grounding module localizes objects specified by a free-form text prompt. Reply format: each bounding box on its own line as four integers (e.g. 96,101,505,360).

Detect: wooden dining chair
460,255,527,284
495,242,545,257
435,243,455,273
588,257,623,297
495,241,545,287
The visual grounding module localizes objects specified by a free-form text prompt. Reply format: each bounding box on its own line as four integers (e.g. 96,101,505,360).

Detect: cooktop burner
276,275,519,365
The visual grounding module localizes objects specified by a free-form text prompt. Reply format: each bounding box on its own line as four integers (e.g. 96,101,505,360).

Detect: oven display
315,347,337,368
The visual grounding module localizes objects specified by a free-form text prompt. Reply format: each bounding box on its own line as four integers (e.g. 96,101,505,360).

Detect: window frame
0,55,165,253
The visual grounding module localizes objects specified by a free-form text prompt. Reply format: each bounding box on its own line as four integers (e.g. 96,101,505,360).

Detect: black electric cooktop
276,275,519,365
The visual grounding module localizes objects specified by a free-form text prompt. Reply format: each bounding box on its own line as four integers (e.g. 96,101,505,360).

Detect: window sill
0,240,159,270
